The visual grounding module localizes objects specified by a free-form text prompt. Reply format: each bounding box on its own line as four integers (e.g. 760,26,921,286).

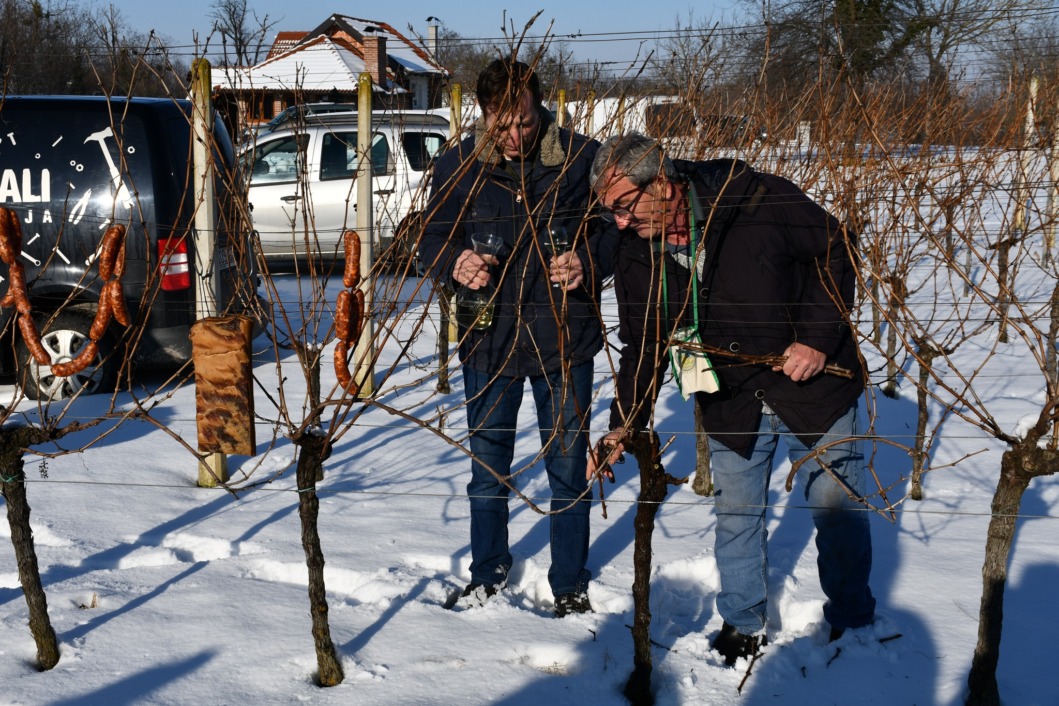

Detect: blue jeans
463,361,593,596
708,403,875,634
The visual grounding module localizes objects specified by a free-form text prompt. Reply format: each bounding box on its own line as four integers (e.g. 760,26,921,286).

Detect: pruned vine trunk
882,276,907,400
623,432,685,705
870,276,882,346
295,431,344,687
294,342,324,481
1,428,60,670
437,285,453,394
996,236,1011,344
911,339,940,501
967,443,1055,705
1046,280,1059,389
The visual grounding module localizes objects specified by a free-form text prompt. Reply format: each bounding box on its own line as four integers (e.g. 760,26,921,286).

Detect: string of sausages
334,230,365,394
0,208,46,365
49,224,131,377
0,206,129,379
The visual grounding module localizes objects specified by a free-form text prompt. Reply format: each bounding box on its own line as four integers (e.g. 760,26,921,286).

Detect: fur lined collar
473,108,565,168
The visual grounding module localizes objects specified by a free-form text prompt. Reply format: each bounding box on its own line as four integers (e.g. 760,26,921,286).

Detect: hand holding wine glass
546,225,571,289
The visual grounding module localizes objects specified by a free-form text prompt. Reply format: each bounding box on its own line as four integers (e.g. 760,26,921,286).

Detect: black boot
711,622,766,666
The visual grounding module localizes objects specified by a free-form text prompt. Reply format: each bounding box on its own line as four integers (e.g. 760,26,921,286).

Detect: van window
401,132,446,171
248,134,307,184
318,132,392,181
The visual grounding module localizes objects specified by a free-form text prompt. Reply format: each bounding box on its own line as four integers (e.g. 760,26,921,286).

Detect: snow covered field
1,266,1055,706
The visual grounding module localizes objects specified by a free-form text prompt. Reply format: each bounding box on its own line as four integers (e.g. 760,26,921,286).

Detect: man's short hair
476,59,542,116
590,133,678,191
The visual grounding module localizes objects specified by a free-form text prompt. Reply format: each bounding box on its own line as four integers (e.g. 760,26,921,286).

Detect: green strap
661,187,699,330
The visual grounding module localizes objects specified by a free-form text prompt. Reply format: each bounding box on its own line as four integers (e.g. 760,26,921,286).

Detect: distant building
214,14,448,134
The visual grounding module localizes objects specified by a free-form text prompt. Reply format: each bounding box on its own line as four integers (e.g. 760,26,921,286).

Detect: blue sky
119,0,743,68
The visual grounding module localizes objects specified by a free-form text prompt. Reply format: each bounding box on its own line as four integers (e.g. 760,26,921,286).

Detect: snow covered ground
1,271,1055,706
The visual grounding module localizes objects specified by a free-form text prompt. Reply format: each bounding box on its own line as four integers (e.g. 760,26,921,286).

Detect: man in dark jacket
418,59,614,617
587,133,875,663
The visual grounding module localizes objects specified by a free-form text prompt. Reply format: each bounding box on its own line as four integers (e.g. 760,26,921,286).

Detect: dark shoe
828,626,845,643
711,622,766,666
454,582,501,609
554,591,593,618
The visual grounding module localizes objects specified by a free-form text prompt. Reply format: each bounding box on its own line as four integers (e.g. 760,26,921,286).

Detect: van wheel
16,310,118,400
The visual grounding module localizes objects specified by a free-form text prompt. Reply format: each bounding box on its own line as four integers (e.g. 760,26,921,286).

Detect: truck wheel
16,309,118,400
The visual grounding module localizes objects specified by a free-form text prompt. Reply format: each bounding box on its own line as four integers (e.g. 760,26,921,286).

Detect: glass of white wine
546,225,571,289
456,233,503,330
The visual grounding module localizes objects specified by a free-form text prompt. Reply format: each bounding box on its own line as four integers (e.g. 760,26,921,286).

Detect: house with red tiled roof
265,31,306,60
215,14,447,134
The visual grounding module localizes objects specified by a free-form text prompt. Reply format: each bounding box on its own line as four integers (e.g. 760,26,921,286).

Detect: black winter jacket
419,110,616,377
609,159,864,456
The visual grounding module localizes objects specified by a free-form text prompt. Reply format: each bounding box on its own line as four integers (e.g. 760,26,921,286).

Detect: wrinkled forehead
595,167,635,197
484,89,537,123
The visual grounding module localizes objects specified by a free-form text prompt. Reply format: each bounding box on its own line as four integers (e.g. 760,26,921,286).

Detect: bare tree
208,0,279,66
86,5,187,97
0,0,93,94
911,0,1050,88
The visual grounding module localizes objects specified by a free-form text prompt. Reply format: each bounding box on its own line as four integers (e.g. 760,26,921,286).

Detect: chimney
363,34,387,87
427,17,439,61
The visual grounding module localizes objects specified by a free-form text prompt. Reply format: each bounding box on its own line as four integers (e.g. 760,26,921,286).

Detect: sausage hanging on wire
106,279,129,327
97,225,126,280
335,230,367,395
334,339,353,390
50,341,98,378
114,242,127,279
350,288,364,342
343,230,361,288
1,262,32,314
333,293,364,394
89,295,114,342
335,289,352,341
334,288,365,345
0,207,24,265
18,315,50,365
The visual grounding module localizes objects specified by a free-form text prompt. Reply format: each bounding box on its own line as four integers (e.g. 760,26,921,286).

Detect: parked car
238,102,359,144
0,96,261,400
241,109,450,265
258,102,358,133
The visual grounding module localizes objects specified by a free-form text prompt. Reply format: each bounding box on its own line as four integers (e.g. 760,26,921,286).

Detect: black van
0,96,261,399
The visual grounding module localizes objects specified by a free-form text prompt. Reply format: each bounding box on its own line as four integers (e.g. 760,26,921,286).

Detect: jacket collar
473,108,565,168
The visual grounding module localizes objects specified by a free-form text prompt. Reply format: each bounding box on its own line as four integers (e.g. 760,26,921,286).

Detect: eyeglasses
599,187,647,223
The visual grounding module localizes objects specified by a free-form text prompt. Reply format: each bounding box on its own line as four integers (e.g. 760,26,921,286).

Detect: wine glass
457,233,502,330
546,225,571,289
471,233,503,260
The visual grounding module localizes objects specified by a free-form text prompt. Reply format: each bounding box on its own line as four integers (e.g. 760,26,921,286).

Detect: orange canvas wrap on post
190,315,256,455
